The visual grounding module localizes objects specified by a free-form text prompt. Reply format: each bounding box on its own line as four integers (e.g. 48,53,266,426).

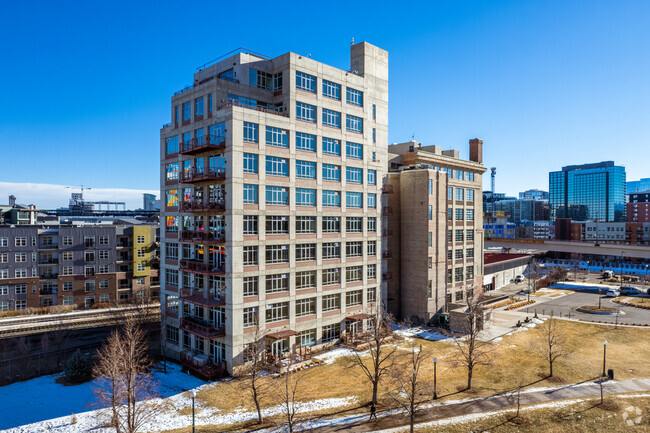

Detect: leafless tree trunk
388,344,430,433
449,286,491,390
346,305,397,405
526,259,541,293
531,318,572,377
241,326,269,424
273,369,306,433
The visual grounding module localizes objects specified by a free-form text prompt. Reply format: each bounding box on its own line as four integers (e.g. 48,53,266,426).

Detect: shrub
64,350,92,384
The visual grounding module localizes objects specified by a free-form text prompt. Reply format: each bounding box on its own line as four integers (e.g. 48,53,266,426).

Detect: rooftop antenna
351,37,355,45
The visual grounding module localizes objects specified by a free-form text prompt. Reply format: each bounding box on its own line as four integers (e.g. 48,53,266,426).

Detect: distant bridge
485,238,650,260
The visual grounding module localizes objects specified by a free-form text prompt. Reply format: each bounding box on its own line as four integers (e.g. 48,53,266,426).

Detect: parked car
603,270,615,278
619,286,642,295
606,288,620,297
515,275,525,283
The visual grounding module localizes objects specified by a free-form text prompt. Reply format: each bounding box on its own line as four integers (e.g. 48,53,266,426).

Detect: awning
346,313,372,321
266,329,299,340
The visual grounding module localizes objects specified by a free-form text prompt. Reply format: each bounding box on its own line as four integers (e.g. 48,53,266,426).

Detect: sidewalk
304,378,650,432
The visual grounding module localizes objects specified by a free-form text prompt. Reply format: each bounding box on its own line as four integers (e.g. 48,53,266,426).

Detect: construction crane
65,185,92,210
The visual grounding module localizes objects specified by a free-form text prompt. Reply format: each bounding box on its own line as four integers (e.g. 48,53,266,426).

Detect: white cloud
0,182,158,211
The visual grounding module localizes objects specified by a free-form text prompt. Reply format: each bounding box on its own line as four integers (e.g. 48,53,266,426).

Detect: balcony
180,350,228,380
180,259,226,276
382,250,393,259
39,243,58,250
179,288,226,307
382,272,393,282
218,99,289,118
179,199,225,213
180,230,225,244
40,289,57,295
180,316,225,339
40,274,58,280
181,168,226,184
180,135,226,155
38,258,59,265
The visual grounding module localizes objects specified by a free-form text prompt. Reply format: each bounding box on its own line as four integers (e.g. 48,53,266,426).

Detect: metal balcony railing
179,199,226,213
180,230,226,244
180,259,226,276
180,316,225,339
181,168,226,183
180,135,226,155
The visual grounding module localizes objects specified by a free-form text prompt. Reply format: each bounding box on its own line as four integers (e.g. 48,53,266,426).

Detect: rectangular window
322,164,341,182
346,266,363,282
345,289,362,306
367,193,376,209
323,216,341,233
296,188,316,206
466,209,474,221
322,80,341,100
448,187,453,200
85,280,96,292
455,170,464,180
243,215,258,235
346,192,363,208
166,189,178,207
62,266,73,276
15,284,26,294
0,269,7,279
295,243,316,261
346,115,363,133
14,253,26,262
455,229,464,242
367,241,376,256
183,102,191,121
243,184,259,204
195,97,204,117
266,274,289,294
243,277,259,296
367,217,377,232
296,216,316,233
296,71,316,93
243,122,259,143
296,160,316,179
296,132,316,152
296,271,317,290
0,238,7,247
322,242,341,259
428,205,433,221
265,302,289,322
367,264,377,280
346,167,363,184
322,294,341,311
322,190,341,207
322,109,341,128
466,229,474,241
455,249,463,259
266,186,289,205
266,156,289,176
455,291,463,302
465,172,475,182
346,87,363,106
15,237,26,247
322,137,341,156
456,208,464,220
367,287,377,303
98,265,109,274
346,241,363,257
14,269,27,278
166,162,179,181
266,126,289,148
0,253,7,263
62,236,73,246
455,267,464,282
456,188,464,201
299,329,317,346
166,136,179,155
266,245,289,264
346,217,363,233
243,153,258,173
466,248,474,258
367,169,376,185
346,142,363,159
243,307,258,327
243,246,258,266
323,268,341,285
296,102,316,122
266,216,289,234
466,189,475,201
322,323,340,342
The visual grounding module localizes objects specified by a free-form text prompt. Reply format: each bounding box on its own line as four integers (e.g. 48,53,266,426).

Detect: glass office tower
549,161,626,222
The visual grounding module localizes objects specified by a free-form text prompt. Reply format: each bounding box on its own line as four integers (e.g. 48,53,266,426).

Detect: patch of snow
492,337,503,343
394,327,450,342
312,347,357,365
531,317,544,324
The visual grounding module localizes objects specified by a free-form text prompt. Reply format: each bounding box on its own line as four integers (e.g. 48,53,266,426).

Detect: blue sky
1,0,649,208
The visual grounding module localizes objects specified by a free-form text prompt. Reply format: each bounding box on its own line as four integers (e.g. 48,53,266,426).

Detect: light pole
433,357,438,399
602,340,608,378
620,252,625,289
190,390,196,433
645,265,648,286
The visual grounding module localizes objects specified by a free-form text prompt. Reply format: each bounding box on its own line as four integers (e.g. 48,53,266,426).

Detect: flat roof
484,253,530,265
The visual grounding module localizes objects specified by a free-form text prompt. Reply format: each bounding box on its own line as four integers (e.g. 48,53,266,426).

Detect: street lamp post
602,340,608,378
191,390,196,433
645,265,648,286
433,357,438,400
620,252,625,289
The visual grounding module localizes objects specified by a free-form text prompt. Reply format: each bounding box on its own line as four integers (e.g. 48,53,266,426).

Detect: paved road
307,378,650,432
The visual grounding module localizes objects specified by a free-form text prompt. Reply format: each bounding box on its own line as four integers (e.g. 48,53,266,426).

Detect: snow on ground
0,362,207,431
552,282,617,290
312,347,357,364
393,327,450,342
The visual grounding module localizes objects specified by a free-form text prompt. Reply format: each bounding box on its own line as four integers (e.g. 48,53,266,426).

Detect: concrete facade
160,43,388,374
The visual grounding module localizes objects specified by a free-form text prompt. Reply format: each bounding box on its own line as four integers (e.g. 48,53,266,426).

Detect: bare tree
387,344,430,433
273,369,307,433
240,326,270,424
526,259,541,294
93,318,162,433
531,318,572,377
546,266,568,285
449,286,491,390
347,306,398,405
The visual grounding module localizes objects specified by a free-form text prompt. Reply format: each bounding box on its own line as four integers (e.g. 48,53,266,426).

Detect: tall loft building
384,139,485,323
549,161,626,222
160,43,388,376
627,178,650,193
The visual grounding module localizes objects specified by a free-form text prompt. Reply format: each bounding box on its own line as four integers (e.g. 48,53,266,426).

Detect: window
266,274,289,294
456,188,464,201
346,289,362,306
465,172,475,182
136,263,146,272
466,248,474,259
243,153,258,173
296,132,316,152
455,229,464,242
166,269,178,286
84,251,95,262
295,243,316,261
15,284,26,294
322,80,341,100
299,328,317,346
266,245,289,263
346,86,364,106
243,184,258,204
455,267,464,282
195,97,204,117
466,189,475,201
322,137,341,156
448,187,453,200
346,217,363,233
166,189,178,207
346,142,363,159
165,162,179,181
62,266,73,276
0,285,6,295
100,279,109,289
266,126,289,148
15,237,26,247
323,190,341,207
15,300,26,310
466,230,474,241
346,167,363,184
466,266,474,280
166,216,178,233
166,136,179,154
346,266,363,282
367,169,376,185
367,286,377,304
346,192,363,208
296,160,316,179
0,269,7,279
466,209,474,221
136,249,146,258
322,242,341,259
85,280,96,292
243,122,258,143
323,268,341,285
243,307,258,327
266,156,289,176
296,102,316,122
265,302,289,322
322,323,340,342
243,215,258,235
294,298,316,319
15,269,27,278
243,246,258,266
99,293,109,303
368,217,377,232
0,253,7,263
455,249,463,259
323,216,341,233
322,109,341,128
455,170,464,180
455,291,463,302
455,208,464,220
368,241,376,256
322,164,341,181
296,188,316,206
136,235,145,244
14,253,26,262
182,102,191,121
296,71,316,92
429,232,432,247
266,186,289,205
243,277,258,296
322,294,341,311
293,217,314,235
346,115,363,133
367,193,377,209
296,270,317,290
346,241,363,257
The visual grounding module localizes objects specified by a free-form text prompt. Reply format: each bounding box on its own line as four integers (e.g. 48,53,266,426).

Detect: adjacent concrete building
384,139,485,324
160,43,388,376
627,190,650,223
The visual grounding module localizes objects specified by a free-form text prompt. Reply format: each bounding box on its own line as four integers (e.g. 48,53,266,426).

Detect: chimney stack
469,138,483,163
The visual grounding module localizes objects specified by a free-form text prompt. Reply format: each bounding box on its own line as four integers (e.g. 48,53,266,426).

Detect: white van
515,275,525,283
606,288,620,297
603,270,615,278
